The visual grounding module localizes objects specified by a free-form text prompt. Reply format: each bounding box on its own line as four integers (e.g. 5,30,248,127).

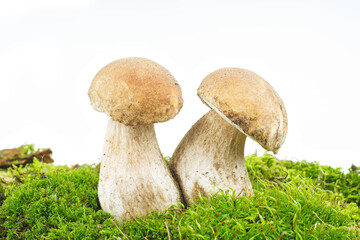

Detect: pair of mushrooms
88,57,287,223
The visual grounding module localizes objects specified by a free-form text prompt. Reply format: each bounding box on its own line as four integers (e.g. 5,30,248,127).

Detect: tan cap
197,68,287,153
88,57,183,126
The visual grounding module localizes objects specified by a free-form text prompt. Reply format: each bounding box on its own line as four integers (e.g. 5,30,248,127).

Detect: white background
1,0,359,171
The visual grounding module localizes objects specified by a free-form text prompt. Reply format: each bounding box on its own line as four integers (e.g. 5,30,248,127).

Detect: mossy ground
0,152,359,239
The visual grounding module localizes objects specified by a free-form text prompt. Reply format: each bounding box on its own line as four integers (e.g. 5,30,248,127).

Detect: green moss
18,144,36,158
0,164,116,239
246,153,360,206
0,154,359,239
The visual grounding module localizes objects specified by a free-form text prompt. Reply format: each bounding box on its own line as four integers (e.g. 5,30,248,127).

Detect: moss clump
0,164,119,239
0,154,359,239
246,153,360,206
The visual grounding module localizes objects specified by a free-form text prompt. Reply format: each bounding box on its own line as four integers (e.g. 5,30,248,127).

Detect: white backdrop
1,0,359,170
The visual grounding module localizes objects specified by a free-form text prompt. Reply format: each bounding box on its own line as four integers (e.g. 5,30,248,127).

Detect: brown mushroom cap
88,57,183,126
197,68,287,153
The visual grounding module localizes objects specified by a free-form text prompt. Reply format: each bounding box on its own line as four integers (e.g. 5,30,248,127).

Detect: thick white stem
98,119,182,223
170,109,253,205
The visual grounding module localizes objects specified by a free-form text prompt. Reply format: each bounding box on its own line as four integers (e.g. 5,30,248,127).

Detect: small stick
278,232,285,240
165,221,171,240
313,211,326,225
41,155,53,187
111,219,129,240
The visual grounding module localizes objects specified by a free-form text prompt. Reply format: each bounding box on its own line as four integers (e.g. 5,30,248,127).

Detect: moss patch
0,154,359,239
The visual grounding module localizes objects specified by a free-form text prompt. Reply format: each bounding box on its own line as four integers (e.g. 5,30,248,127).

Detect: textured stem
170,109,253,205
98,119,182,223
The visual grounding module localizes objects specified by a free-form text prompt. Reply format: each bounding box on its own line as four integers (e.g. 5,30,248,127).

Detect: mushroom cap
88,57,183,125
197,68,287,153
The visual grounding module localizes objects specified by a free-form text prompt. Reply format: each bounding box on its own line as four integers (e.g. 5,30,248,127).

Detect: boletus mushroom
169,68,287,205
88,57,183,223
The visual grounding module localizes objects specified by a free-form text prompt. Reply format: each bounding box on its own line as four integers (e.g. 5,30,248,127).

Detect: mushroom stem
98,118,182,223
170,109,253,205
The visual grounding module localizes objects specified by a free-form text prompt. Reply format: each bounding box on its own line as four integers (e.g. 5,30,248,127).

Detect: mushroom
169,68,287,205
88,57,183,223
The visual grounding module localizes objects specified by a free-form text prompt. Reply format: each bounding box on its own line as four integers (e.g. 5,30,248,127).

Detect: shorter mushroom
88,57,183,223
170,68,287,205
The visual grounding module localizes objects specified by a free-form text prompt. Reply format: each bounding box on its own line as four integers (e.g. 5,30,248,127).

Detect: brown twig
40,155,53,187
278,232,286,240
0,146,54,168
313,211,326,225
111,219,129,240
165,221,171,240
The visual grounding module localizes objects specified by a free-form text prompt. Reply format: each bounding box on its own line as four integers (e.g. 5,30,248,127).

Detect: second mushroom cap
198,68,287,154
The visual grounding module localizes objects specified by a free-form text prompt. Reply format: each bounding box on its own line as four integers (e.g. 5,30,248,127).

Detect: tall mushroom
88,57,183,223
169,68,287,205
